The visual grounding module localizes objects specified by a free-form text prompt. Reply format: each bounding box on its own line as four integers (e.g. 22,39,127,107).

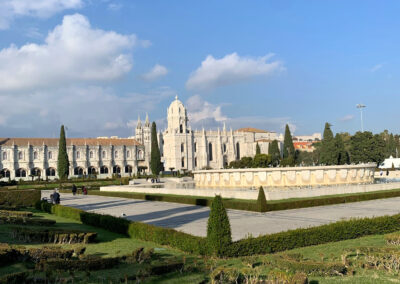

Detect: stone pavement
42,191,400,241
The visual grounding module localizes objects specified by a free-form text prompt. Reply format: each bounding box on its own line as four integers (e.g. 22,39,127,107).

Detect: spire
223,122,226,132
175,95,178,100
145,113,150,127
136,115,142,129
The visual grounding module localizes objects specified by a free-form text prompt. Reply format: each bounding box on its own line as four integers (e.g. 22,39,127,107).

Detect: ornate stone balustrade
193,164,376,188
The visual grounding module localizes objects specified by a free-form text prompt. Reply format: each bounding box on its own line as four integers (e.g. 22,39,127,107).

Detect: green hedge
0,190,40,207
89,188,400,213
35,200,400,257
226,214,400,257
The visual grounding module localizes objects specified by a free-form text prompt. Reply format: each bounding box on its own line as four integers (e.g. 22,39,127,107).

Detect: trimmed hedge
226,214,400,257
35,200,400,257
0,189,40,207
0,216,56,226
88,187,400,213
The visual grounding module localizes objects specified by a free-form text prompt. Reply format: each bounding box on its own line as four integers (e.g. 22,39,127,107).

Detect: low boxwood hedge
35,200,400,257
0,189,40,207
87,187,400,213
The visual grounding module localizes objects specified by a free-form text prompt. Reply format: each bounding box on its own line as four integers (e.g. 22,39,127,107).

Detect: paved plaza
42,191,400,241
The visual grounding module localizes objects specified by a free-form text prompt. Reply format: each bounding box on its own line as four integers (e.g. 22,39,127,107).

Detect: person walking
82,186,87,195
53,189,60,204
72,184,77,196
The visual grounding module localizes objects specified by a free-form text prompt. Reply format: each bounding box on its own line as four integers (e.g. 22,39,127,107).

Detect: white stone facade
0,138,144,181
136,96,282,173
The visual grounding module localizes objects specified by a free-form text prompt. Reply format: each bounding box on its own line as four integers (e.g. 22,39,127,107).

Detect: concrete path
42,191,400,241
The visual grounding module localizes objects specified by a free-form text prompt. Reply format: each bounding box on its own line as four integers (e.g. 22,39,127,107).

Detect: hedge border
35,200,400,257
0,189,41,207
82,187,400,213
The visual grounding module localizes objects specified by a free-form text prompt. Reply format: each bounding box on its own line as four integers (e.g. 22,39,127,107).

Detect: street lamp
356,104,366,132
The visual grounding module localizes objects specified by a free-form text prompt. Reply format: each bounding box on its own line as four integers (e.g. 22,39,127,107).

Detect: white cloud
0,0,83,29
0,13,144,92
185,95,294,132
186,52,284,90
370,63,383,73
141,64,168,81
0,86,176,137
339,114,354,122
108,3,122,11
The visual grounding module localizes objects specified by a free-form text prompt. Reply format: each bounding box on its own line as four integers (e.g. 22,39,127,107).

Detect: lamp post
356,104,366,132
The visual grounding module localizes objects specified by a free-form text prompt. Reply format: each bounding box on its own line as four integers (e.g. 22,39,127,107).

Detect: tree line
229,123,394,169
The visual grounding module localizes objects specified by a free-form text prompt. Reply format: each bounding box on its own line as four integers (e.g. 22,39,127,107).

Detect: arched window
48,151,52,159
100,166,108,174
223,143,227,153
208,143,213,161
236,142,240,160
15,168,26,177
74,167,83,176
0,169,10,178
180,124,183,133
127,150,130,158
89,151,93,159
181,157,184,168
88,166,96,175
33,151,38,160
125,165,132,173
114,151,118,158
2,152,7,160
194,143,197,152
181,143,184,153
76,151,80,159
46,168,56,176
31,168,41,176
18,151,23,160
113,165,121,174
102,151,106,159
194,157,197,168
138,150,144,160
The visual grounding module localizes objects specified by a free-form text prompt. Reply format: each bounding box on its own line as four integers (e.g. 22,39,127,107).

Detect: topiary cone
256,186,268,212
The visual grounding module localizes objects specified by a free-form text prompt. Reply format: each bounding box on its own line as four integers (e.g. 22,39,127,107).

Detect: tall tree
350,131,385,166
335,133,348,165
150,122,163,176
57,125,69,180
256,143,261,155
283,124,295,157
268,140,281,167
319,122,337,165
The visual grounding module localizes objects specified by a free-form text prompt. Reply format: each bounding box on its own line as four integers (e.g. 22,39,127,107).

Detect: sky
0,0,399,138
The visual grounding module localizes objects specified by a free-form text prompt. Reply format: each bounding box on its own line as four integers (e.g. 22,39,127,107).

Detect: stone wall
193,164,376,188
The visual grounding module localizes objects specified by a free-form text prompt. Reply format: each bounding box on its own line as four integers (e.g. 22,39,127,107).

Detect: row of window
1,150,144,161
0,165,134,178
180,142,240,162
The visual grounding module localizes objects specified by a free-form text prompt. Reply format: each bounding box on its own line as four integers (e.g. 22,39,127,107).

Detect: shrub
42,256,120,271
256,187,267,212
0,272,28,284
207,195,232,257
80,212,130,235
385,232,400,245
0,189,40,207
0,216,56,226
0,210,32,217
227,214,400,257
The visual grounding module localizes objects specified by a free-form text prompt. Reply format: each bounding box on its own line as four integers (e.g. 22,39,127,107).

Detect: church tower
135,115,143,143
167,95,188,134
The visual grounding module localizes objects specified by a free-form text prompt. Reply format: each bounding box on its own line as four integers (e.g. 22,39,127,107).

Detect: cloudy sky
0,0,399,138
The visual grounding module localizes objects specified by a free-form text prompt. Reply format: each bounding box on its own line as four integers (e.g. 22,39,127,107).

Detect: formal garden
1,188,400,283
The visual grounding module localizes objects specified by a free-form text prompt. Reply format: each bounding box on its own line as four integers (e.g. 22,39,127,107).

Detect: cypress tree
256,186,268,212
335,133,348,165
269,140,281,167
150,122,162,176
283,124,295,159
319,123,337,165
207,195,232,257
256,143,261,155
57,125,69,180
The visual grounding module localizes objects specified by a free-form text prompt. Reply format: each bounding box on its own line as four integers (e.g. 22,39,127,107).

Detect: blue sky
0,0,399,138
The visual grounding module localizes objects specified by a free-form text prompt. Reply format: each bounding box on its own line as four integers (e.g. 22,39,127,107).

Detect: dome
168,95,185,115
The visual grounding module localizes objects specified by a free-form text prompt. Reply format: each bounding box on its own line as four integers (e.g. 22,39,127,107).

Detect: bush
42,256,120,271
226,214,400,257
207,195,232,257
256,187,267,212
0,216,56,226
128,222,208,255
80,212,130,235
0,210,32,217
0,189,40,207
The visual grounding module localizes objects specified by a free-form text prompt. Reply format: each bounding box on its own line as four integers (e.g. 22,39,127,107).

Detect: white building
135,96,281,172
0,137,144,180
